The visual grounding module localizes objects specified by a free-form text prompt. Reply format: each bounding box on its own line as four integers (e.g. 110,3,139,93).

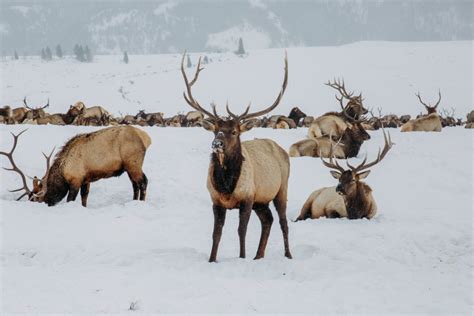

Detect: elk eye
232,130,237,135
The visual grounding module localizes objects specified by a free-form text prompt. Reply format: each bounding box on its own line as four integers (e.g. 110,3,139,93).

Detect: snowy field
0,125,472,314
0,41,473,314
1,41,472,118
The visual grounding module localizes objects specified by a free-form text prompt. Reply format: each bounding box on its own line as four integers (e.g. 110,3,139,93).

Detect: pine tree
236,37,246,56
41,48,46,60
123,51,129,64
56,44,63,58
187,54,192,68
84,45,92,62
14,50,19,60
203,55,209,64
45,46,53,60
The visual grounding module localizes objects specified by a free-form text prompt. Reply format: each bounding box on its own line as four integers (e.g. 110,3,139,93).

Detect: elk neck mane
210,145,244,195
344,182,372,219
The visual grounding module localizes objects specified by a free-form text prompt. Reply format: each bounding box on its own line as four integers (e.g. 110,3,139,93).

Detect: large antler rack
0,129,33,200
181,51,288,123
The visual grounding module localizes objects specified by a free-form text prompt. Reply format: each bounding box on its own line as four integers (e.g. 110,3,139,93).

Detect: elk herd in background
1,52,473,262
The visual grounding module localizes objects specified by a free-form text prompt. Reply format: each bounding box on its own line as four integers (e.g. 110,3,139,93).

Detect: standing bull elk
0,126,151,207
296,129,393,221
401,91,442,132
181,51,292,262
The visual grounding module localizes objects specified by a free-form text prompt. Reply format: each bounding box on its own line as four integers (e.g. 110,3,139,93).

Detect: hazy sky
1,0,472,55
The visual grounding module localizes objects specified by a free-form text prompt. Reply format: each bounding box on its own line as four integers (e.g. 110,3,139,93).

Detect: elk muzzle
212,133,225,165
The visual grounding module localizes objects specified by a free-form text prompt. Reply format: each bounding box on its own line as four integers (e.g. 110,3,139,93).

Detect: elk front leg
238,200,253,259
80,183,90,207
66,187,79,203
209,204,226,263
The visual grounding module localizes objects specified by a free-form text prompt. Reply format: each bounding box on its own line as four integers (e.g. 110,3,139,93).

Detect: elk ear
356,170,370,180
200,119,216,132
330,171,341,179
240,119,258,133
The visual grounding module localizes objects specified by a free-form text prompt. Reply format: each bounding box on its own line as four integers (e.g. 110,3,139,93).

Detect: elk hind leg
253,204,273,260
138,173,148,201
273,190,292,259
80,183,90,207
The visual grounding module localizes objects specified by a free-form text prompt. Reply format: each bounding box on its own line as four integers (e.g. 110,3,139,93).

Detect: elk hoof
253,254,264,260
285,252,293,259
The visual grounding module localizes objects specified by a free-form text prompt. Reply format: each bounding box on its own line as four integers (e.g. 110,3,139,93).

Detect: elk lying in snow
296,129,393,221
289,119,370,158
69,101,111,126
288,107,307,126
0,126,151,207
23,97,50,120
181,51,292,262
401,91,442,132
308,79,368,139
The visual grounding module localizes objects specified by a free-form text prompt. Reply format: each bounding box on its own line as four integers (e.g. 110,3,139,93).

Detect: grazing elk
296,129,393,221
0,126,151,207
181,51,292,262
400,91,442,132
308,79,368,139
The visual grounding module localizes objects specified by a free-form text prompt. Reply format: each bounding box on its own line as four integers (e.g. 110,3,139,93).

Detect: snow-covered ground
0,41,473,314
1,41,472,118
0,124,472,314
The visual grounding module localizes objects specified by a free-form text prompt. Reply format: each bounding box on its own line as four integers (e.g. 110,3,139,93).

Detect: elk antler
416,90,441,111
325,78,357,100
0,129,33,200
236,52,288,121
319,135,345,174
23,97,33,110
23,97,50,110
41,99,50,109
181,52,218,120
41,147,55,180
346,128,394,173
335,94,367,124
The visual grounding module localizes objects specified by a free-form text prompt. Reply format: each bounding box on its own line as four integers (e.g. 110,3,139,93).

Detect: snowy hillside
0,125,472,314
1,41,472,118
1,0,472,54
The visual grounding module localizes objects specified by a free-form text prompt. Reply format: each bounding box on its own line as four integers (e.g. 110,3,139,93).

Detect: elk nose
336,184,344,193
212,139,224,150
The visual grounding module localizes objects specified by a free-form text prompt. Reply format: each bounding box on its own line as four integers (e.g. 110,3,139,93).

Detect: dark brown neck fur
210,145,243,195
344,182,372,219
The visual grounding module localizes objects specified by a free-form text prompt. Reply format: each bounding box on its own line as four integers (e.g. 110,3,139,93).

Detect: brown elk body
181,51,292,262
401,91,442,132
1,127,151,207
288,107,307,126
43,126,150,206
296,130,393,221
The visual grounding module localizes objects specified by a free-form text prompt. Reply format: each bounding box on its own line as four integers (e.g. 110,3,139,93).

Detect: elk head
24,97,49,119
0,129,54,202
321,128,393,196
325,79,368,120
416,90,441,114
181,51,288,165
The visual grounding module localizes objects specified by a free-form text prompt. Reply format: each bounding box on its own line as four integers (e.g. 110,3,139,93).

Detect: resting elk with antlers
181,52,292,262
23,97,50,121
400,91,442,132
296,129,393,221
308,79,368,140
290,98,370,158
0,126,151,207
